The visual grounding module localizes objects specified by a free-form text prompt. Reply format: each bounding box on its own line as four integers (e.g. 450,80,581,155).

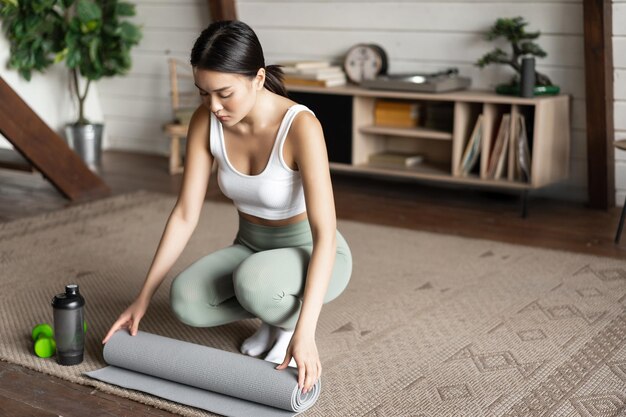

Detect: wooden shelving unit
286,83,571,214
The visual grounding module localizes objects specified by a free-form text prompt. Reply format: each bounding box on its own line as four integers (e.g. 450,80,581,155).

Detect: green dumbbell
32,323,53,342
32,323,56,358
34,336,56,358
31,322,85,358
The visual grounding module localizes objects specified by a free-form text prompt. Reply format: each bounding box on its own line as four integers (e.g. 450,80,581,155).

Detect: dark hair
190,20,288,98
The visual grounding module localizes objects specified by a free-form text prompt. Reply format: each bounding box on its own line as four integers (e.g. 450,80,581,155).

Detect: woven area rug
1,190,626,417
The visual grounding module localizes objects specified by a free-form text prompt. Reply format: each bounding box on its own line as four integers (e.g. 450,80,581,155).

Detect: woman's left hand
275,329,321,394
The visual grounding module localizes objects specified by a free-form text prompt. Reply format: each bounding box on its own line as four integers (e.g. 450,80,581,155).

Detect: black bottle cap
51,284,85,310
65,284,79,296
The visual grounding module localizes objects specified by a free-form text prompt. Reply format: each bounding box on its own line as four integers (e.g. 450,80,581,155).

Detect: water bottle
520,55,536,98
52,284,85,365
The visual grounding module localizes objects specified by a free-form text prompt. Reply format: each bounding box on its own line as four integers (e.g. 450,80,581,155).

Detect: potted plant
475,16,559,96
0,0,142,170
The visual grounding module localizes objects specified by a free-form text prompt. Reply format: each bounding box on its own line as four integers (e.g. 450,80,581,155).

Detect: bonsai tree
476,17,552,87
0,0,142,125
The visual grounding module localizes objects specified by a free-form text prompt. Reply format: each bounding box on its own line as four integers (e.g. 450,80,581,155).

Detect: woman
102,20,352,395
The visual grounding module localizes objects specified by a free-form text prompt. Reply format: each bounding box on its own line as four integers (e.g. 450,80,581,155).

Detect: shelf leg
614,196,626,244
520,190,529,218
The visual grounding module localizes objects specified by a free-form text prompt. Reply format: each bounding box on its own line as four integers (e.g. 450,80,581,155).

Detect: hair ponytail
263,64,288,97
190,21,289,98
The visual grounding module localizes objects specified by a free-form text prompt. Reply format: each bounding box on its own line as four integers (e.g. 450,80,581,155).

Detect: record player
360,68,471,93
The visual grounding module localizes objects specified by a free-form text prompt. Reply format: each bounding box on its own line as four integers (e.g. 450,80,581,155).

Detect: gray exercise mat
84,331,321,417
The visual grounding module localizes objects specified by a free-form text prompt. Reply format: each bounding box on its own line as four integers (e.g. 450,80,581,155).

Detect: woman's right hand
102,296,150,344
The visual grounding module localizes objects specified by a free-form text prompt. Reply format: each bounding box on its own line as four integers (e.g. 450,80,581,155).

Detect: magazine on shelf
507,113,520,181
516,114,532,182
486,114,509,179
368,151,424,167
459,115,483,176
494,114,511,180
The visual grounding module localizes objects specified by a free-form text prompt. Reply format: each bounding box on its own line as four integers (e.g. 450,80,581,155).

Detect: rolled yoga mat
84,331,321,417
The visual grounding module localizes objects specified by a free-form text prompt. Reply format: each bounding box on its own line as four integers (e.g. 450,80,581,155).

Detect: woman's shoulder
274,96,313,115
278,99,316,126
288,104,323,147
188,105,212,136
186,105,212,149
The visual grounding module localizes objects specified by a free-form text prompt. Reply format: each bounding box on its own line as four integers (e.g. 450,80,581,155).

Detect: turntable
360,68,471,93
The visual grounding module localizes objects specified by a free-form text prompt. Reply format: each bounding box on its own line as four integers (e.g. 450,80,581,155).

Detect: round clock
343,43,388,84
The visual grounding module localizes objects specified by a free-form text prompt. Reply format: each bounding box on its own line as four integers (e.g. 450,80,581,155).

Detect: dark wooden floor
1,150,625,416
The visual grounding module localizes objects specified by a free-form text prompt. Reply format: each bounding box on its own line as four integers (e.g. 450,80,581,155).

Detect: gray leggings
169,216,352,330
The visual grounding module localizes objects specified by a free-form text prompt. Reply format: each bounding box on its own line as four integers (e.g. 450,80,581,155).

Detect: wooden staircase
0,76,110,201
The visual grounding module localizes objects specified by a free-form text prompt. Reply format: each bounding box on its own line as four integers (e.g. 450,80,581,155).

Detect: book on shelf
376,100,419,110
486,114,510,179
278,60,346,87
374,111,420,127
368,151,424,168
281,65,344,79
374,100,420,127
283,74,346,87
373,117,419,128
459,115,483,176
275,60,332,70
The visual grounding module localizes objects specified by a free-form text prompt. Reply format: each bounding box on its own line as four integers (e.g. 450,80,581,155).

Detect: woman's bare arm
137,105,214,301
275,111,337,393
102,105,213,343
291,111,337,334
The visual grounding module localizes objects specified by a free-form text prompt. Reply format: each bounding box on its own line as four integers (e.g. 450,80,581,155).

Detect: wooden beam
208,0,237,21
0,76,110,201
583,0,615,209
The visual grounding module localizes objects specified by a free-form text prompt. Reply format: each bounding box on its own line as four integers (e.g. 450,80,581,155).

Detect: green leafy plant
0,0,142,124
476,17,552,87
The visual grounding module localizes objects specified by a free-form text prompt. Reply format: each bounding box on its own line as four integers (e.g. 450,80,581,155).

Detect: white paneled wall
98,0,625,203
98,0,210,154
614,0,626,206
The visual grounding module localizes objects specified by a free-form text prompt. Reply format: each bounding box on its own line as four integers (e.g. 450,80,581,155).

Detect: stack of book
374,100,420,128
276,60,347,87
368,151,424,168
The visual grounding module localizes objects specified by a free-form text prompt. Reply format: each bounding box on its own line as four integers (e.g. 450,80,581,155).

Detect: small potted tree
0,0,142,170
476,16,560,96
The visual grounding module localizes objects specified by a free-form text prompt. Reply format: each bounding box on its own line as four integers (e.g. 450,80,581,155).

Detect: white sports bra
209,104,316,220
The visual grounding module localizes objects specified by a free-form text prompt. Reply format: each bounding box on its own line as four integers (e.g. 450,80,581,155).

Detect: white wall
614,0,626,206
97,0,626,204
97,0,210,155
0,26,106,150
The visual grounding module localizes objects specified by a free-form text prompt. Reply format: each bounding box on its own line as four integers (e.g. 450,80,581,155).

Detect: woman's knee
232,251,303,312
232,259,265,311
169,271,199,325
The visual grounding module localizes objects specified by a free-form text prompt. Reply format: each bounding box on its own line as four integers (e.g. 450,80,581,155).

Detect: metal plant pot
65,123,104,171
